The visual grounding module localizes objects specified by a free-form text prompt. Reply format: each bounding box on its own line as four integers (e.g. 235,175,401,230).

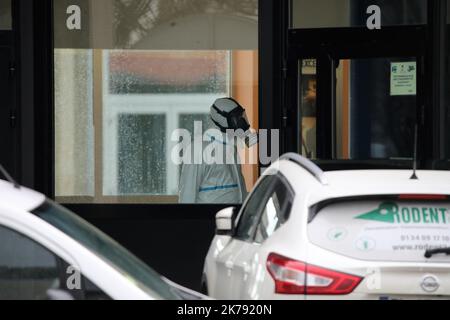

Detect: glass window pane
0,0,11,30
108,51,229,94
292,0,427,29
254,178,293,244
299,57,418,161
54,0,258,50
117,114,166,195
235,176,275,241
179,114,211,138
55,49,95,201
299,59,317,159
348,58,417,160
0,226,59,300
54,0,259,204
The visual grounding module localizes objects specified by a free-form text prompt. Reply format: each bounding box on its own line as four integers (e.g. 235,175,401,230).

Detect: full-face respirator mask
210,98,258,148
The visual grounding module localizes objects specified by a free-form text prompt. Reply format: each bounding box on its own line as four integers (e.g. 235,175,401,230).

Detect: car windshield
32,200,180,300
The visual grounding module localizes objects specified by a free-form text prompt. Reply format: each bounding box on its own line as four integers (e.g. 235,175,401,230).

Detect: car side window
0,225,60,300
254,175,294,244
58,260,112,300
0,225,111,300
234,175,277,241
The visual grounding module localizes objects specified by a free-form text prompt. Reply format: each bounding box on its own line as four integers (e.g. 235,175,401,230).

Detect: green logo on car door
355,202,449,224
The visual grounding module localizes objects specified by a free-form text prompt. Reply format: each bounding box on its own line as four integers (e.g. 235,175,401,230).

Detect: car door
231,174,295,299
213,175,276,299
217,174,294,299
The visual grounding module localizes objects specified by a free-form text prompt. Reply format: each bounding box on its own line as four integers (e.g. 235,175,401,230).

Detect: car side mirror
215,207,237,236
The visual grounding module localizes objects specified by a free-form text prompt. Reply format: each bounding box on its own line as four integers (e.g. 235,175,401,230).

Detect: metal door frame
284,25,428,169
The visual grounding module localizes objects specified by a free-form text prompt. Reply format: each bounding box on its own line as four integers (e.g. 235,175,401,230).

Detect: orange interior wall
342,60,350,159
231,51,259,192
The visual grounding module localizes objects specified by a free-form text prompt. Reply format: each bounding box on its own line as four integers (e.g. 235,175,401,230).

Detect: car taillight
266,253,363,295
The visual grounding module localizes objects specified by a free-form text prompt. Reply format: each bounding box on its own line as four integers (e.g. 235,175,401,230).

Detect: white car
0,174,205,300
203,153,450,300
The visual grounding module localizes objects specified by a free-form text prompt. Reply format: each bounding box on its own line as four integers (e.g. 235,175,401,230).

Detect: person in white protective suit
179,98,258,204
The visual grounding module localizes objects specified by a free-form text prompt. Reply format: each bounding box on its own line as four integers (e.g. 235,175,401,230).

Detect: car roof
276,159,450,206
0,179,46,212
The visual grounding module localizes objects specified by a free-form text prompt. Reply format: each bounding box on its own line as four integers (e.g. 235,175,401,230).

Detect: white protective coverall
178,125,248,204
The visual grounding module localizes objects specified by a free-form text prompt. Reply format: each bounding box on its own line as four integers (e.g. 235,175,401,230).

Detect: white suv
0,175,204,300
203,153,450,300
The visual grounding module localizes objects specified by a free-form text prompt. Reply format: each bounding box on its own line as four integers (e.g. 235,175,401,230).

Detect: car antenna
0,164,20,189
410,124,419,180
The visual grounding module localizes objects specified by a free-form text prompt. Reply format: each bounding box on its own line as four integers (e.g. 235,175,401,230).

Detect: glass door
286,26,426,168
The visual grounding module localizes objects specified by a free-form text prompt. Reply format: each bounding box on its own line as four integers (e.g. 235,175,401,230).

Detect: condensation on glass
102,50,230,197
54,0,259,204
0,0,12,30
291,0,427,29
54,49,95,200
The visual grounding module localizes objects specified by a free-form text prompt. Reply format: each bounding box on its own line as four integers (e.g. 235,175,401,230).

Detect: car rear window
308,199,450,263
